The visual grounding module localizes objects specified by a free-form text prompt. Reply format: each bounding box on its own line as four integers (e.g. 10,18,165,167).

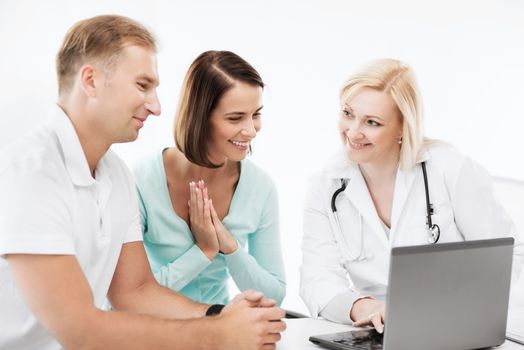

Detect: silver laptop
310,237,514,350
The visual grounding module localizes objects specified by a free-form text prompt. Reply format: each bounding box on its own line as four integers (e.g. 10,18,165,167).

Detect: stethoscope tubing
331,161,440,254
331,179,347,212
421,162,433,227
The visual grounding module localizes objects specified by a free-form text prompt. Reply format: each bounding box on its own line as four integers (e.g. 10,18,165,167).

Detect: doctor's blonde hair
340,58,427,171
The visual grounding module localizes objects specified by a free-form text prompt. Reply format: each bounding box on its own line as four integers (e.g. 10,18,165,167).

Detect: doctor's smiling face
340,87,403,166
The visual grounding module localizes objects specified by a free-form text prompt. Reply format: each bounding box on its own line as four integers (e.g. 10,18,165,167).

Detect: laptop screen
310,238,514,350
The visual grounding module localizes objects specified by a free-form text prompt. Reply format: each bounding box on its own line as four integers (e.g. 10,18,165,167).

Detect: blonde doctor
300,58,523,333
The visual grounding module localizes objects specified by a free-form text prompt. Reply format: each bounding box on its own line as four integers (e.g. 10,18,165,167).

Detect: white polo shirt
0,105,142,349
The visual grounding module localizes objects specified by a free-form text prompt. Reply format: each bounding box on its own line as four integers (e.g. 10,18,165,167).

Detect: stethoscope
331,161,441,261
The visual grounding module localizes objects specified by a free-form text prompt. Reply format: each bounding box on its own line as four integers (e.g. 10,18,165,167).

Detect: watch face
206,304,225,316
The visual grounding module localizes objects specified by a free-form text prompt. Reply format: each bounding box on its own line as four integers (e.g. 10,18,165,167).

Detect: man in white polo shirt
0,15,285,350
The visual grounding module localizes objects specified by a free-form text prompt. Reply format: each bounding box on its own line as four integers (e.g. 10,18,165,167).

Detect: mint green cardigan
134,150,286,305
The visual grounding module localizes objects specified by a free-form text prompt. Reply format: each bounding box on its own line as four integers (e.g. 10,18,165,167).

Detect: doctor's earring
398,137,403,145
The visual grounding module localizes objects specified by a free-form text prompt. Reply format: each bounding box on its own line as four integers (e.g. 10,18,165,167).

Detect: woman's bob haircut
174,50,264,168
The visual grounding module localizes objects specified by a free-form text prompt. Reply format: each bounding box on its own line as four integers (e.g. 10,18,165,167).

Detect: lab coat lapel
344,166,390,247
389,166,418,243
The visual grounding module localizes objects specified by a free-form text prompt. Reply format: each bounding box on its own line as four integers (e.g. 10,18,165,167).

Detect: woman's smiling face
207,81,263,164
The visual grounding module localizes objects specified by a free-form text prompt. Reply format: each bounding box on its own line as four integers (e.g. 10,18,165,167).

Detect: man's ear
78,64,98,98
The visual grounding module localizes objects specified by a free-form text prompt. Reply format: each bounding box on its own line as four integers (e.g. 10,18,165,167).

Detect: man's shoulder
0,126,74,223
0,125,64,177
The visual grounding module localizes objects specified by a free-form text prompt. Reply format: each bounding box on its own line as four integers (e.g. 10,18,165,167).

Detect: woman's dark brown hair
174,50,264,168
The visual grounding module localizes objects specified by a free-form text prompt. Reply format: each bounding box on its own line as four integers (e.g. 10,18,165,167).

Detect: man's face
93,45,161,143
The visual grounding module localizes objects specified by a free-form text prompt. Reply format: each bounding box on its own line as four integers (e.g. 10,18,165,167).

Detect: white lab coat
300,144,523,319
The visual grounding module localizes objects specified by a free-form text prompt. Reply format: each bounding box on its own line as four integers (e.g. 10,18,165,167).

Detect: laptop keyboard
331,329,383,350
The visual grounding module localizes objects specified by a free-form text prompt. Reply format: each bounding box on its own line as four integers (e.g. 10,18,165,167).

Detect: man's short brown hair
56,15,156,94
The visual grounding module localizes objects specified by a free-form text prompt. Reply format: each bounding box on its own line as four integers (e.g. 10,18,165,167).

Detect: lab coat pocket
430,204,462,243
399,203,457,245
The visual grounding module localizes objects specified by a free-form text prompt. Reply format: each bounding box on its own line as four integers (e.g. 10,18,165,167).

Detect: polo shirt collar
49,104,95,187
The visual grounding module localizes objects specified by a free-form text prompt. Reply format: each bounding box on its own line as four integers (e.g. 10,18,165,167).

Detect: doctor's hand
209,198,238,255
188,181,219,260
351,298,386,334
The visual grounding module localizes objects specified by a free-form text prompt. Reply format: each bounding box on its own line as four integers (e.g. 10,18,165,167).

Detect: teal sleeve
136,184,212,291
152,244,212,291
224,182,286,305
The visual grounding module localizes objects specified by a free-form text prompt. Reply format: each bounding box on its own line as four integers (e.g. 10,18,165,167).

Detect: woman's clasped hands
188,180,238,260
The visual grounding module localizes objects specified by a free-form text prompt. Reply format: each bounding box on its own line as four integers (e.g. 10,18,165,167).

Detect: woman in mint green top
134,51,286,305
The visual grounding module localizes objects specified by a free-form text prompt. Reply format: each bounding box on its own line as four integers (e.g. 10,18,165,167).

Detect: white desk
278,318,524,349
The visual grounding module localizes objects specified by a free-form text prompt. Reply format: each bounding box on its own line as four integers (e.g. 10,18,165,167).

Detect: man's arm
107,241,208,319
7,246,286,349
6,253,212,349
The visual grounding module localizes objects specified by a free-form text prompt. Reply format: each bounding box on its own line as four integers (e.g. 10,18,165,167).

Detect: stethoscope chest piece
427,224,440,244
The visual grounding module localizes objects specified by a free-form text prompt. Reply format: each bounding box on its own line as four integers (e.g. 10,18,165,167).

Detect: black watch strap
205,304,225,316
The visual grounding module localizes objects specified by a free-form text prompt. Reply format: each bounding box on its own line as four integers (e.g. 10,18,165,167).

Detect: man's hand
216,292,286,350
227,289,277,309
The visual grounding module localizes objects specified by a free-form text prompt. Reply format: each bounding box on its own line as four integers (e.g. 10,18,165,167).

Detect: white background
1,0,523,314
